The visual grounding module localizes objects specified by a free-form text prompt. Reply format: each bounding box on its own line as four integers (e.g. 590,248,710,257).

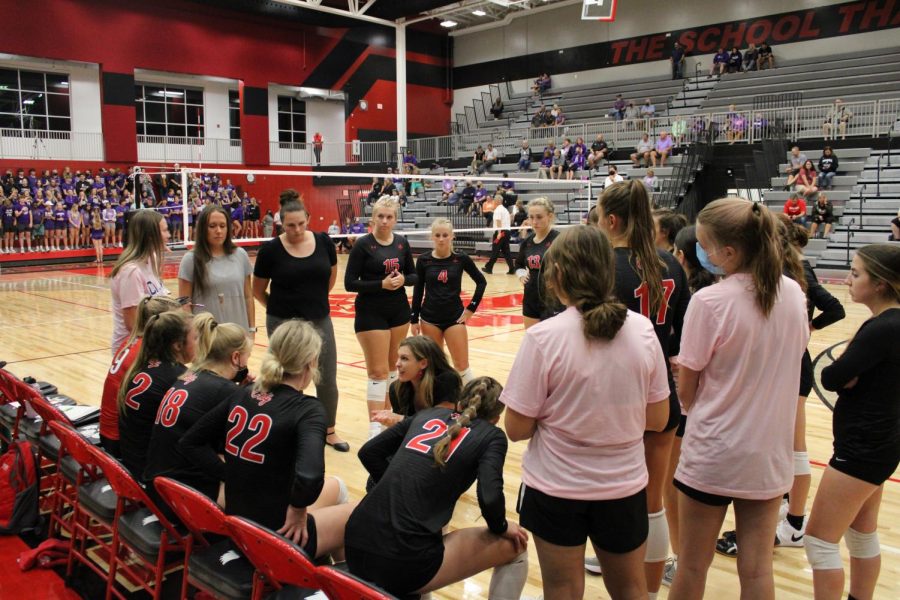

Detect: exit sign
582,0,617,21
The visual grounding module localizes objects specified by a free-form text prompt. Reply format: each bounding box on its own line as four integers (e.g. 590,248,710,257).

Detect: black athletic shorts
354,295,411,333
829,454,900,487
662,379,680,432
517,484,648,552
420,306,465,332
302,513,318,558
673,479,733,507
799,349,813,398
17,224,31,233
675,413,687,438
345,545,443,598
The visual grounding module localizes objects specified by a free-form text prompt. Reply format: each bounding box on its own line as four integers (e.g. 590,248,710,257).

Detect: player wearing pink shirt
503,225,670,600
670,199,809,599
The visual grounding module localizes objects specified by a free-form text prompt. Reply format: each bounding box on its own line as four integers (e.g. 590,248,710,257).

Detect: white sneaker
775,518,805,547
778,497,789,522
662,556,677,586
584,556,602,575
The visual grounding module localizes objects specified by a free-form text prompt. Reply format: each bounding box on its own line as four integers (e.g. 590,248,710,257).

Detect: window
135,83,204,141
277,95,306,148
0,68,71,135
228,89,240,143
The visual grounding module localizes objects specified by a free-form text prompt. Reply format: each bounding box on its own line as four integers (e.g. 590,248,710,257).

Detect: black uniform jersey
823,308,900,466
119,360,187,479
388,369,462,418
410,251,487,324
515,229,561,319
344,233,417,303
180,384,327,531
345,407,509,560
803,260,845,330
144,370,239,498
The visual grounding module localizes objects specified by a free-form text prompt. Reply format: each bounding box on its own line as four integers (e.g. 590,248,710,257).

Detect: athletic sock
488,550,528,600
787,513,805,530
648,593,658,600
458,367,474,384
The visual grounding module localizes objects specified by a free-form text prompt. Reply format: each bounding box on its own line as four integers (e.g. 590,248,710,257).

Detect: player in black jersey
345,196,418,439
411,218,486,383
593,180,690,594
145,313,252,503
514,197,562,329
181,319,352,556
806,244,900,599
118,310,197,480
345,377,528,598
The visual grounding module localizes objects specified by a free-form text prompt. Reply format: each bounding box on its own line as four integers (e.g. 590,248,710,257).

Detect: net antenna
581,0,617,21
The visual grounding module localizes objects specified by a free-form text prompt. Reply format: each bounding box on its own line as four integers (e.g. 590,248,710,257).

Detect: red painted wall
347,81,452,140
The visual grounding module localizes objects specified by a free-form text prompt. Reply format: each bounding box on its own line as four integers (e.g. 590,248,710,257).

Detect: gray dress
178,248,252,329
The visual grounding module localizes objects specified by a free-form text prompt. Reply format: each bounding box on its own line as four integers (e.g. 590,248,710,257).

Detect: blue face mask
696,242,726,276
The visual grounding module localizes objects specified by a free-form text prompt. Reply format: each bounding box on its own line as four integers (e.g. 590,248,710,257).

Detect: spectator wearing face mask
603,166,624,189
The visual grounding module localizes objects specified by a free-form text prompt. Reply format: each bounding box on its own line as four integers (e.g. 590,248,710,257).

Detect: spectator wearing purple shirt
651,131,674,167
402,149,418,174
538,150,553,180
567,146,586,180
610,94,626,120
710,47,730,77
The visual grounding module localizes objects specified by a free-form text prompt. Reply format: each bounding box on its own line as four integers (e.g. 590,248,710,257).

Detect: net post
181,168,190,245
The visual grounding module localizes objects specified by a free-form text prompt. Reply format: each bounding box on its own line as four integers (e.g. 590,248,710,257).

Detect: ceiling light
472,9,486,16
440,19,458,27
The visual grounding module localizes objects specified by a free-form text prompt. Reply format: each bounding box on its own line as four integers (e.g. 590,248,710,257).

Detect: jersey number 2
224,406,273,464
405,418,470,462
123,373,152,411
634,279,676,325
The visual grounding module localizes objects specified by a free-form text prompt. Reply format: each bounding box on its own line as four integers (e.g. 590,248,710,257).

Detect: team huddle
98,181,900,600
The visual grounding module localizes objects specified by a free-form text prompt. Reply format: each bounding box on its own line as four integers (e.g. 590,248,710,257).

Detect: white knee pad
387,370,399,386
645,509,670,563
845,528,880,559
366,378,387,403
488,550,528,600
458,367,474,385
333,476,349,505
804,535,843,570
794,451,811,476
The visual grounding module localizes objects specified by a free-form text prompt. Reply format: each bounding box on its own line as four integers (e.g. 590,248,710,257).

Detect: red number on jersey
383,257,401,274
155,388,188,427
124,372,152,411
224,406,273,464
109,340,136,376
437,269,448,283
634,279,677,325
405,418,471,461
526,254,541,270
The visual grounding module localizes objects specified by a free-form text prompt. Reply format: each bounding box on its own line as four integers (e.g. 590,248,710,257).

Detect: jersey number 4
155,388,188,428
405,418,470,462
224,406,273,464
383,257,400,274
437,269,448,283
634,279,676,325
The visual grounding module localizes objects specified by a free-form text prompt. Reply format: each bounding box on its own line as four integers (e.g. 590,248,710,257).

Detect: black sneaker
715,530,738,557
481,267,493,274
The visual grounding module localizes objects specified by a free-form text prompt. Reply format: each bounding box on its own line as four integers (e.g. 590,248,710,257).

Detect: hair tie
582,300,601,312
751,202,762,215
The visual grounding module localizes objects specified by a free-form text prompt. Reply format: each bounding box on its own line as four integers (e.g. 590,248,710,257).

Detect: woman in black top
119,310,197,480
810,193,836,239
805,244,900,599
371,335,462,429
181,319,353,555
817,147,839,190
515,197,561,329
346,377,529,598
411,218,486,384
253,196,346,451
145,312,252,502
345,196,417,439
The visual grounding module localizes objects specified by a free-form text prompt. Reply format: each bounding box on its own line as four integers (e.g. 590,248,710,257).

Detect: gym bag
0,440,39,535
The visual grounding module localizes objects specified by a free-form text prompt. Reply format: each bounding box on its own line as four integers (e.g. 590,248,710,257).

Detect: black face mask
232,366,249,385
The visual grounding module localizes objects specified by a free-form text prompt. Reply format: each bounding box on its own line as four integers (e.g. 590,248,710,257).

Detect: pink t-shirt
501,306,669,500
109,259,168,354
675,273,809,499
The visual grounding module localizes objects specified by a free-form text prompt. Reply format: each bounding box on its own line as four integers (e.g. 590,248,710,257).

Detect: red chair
316,566,398,600
16,380,69,514
153,477,255,600
225,515,321,600
86,444,187,600
44,421,83,539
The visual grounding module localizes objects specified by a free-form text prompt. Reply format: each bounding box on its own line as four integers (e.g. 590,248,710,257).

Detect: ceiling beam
269,0,396,27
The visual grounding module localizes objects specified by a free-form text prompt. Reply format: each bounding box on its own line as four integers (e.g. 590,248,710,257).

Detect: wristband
248,327,258,333
515,269,527,279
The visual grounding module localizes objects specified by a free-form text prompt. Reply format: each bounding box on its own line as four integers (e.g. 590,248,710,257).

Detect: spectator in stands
588,134,609,171
785,146,808,189
532,106,547,128
610,94,626,120
757,42,775,70
402,149,419,174
483,143,499,172
337,217,353,253
641,98,656,125
550,148,565,180
783,193,808,228
726,105,746,144
891,209,900,241
550,103,565,125
727,46,743,73
624,101,640,128
671,41,686,79
603,166,624,189
490,97,504,119
670,116,687,146
567,146,586,180
809,193,835,239
559,138,573,163
822,99,853,141
517,139,532,171
471,145,486,175
460,180,477,214
538,149,553,180
743,42,759,71
631,133,654,167
796,159,819,198
651,131,674,167
817,146,839,190
263,210,274,238
532,73,551,97
751,112,769,138
643,169,659,193
440,178,456,206
710,47,729,77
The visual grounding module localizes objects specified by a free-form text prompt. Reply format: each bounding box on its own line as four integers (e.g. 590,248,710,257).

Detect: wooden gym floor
0,252,897,599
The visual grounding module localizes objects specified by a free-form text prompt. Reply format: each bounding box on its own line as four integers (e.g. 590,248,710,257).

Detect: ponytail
433,377,503,468
192,312,250,373
253,319,321,394
128,295,182,347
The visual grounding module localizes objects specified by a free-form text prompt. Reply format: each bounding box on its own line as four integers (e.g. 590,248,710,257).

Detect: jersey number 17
634,279,676,325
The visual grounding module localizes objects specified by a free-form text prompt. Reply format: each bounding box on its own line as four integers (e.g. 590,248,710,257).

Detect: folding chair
225,515,321,600
16,380,69,514
87,445,187,600
154,477,254,600
316,566,398,600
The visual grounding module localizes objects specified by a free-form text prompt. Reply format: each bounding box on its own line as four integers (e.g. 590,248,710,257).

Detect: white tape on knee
846,528,880,559
645,509,670,563
794,451,811,476
366,378,387,403
333,476,349,505
804,535,843,570
387,370,399,386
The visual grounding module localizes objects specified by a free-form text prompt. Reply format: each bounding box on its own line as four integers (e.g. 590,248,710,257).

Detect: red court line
15,290,110,312
6,347,111,365
811,459,900,484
